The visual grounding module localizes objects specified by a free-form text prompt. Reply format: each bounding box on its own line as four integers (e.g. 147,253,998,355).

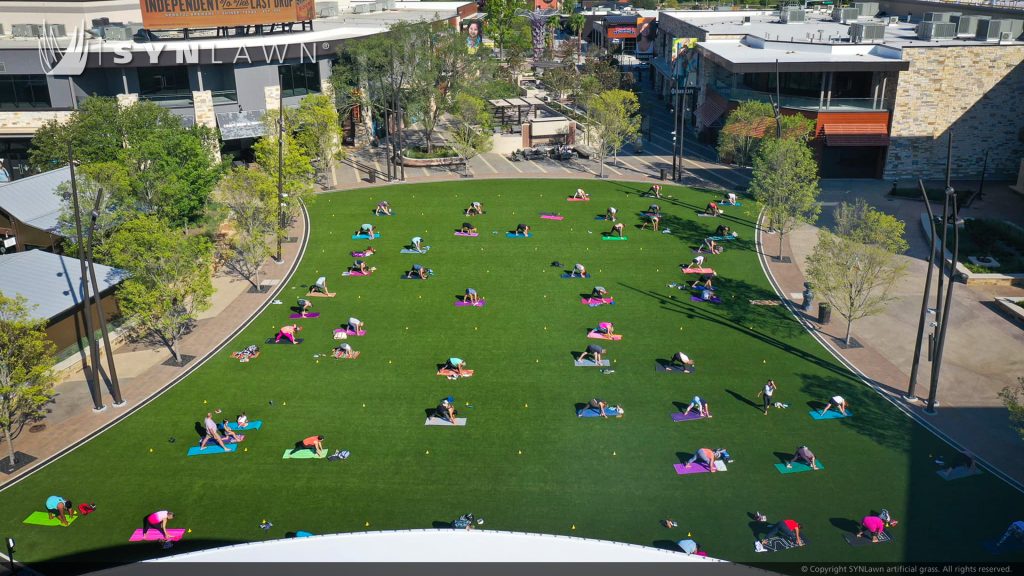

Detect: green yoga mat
23,511,78,526
282,449,326,459
775,461,825,474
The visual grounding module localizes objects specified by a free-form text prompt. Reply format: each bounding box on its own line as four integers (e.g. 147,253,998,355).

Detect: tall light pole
906,179,938,402
85,189,123,405
926,186,959,415
275,74,286,265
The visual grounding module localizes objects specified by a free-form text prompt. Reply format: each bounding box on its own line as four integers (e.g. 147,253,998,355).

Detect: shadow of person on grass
797,372,914,452
772,451,793,464
652,539,681,551
830,517,861,534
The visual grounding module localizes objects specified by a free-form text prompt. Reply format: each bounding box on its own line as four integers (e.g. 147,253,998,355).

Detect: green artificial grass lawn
2,179,1022,571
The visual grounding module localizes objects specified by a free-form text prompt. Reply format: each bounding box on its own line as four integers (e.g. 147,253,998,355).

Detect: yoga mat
352,233,381,239
23,512,78,527
454,232,478,237
334,351,361,359
424,417,467,426
670,412,704,422
761,536,809,552
350,251,373,257
775,461,825,474
581,298,614,306
342,270,372,277
201,434,245,444
587,331,622,340
674,460,727,475
226,420,262,431
335,329,366,336
288,313,320,319
506,232,532,238
305,292,335,298
722,202,742,206
187,444,238,456
561,273,591,279
402,275,429,280
400,247,430,254
983,538,1024,555
601,236,628,241
707,235,737,242
437,369,474,377
656,363,694,374
454,300,485,307
697,213,720,218
129,528,186,542
264,338,304,345
577,407,622,418
681,268,714,274
809,409,852,420
937,467,983,481
574,359,611,367
690,295,723,304
540,214,564,220
843,531,893,547
282,449,326,459
567,197,589,202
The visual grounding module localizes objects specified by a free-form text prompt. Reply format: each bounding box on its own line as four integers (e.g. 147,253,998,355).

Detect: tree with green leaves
568,13,586,63
749,137,821,257
805,228,908,346
541,62,578,101
448,94,494,177
213,167,277,288
581,57,623,92
588,89,641,178
97,216,214,364
999,377,1024,442
717,100,815,166
0,293,58,470
486,0,530,60
288,94,342,188
54,162,133,258
833,198,909,254
254,122,315,225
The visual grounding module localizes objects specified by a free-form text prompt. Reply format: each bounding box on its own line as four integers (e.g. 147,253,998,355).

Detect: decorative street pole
906,179,938,402
926,186,960,415
275,74,286,265
85,189,123,405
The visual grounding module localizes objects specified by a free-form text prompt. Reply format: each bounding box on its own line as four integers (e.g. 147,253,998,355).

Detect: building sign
607,26,638,39
635,18,657,58
140,0,317,30
670,37,698,62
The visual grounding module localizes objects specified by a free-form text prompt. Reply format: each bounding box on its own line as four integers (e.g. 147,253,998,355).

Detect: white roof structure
0,166,70,234
145,530,746,565
0,250,125,321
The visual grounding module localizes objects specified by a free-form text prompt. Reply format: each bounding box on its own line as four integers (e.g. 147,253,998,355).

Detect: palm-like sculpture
518,8,561,60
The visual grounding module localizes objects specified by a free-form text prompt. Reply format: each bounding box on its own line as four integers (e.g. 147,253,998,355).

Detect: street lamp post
906,179,938,402
275,76,285,265
926,186,960,414
85,189,123,405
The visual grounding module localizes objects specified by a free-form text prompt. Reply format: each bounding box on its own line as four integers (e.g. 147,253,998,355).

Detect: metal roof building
0,249,124,322
0,166,70,253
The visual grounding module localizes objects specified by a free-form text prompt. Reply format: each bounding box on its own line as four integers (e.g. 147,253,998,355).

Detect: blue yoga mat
352,233,381,239
506,232,532,238
577,407,622,418
187,444,238,456
226,420,262,431
809,409,851,420
561,273,591,279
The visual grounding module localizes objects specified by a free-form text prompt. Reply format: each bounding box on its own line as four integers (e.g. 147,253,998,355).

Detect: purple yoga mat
670,412,704,422
289,313,320,319
334,328,366,336
673,463,712,475
540,214,564,220
691,296,722,304
454,232,478,237
454,300,485,307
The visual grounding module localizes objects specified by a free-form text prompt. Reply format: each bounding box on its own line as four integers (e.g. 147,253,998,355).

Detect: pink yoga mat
540,214,564,220
671,412,704,422
289,313,320,319
682,268,714,274
674,463,712,475
587,331,622,340
454,232,478,237
335,328,366,336
581,298,614,305
350,251,373,257
129,528,186,542
566,197,589,202
455,300,485,307
344,271,371,277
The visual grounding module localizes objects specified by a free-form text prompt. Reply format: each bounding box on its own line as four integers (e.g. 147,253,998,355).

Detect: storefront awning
217,110,267,141
823,124,890,147
696,89,729,129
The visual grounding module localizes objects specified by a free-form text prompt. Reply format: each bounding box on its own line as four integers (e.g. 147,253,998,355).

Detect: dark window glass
0,75,52,109
138,66,192,103
278,63,321,98
742,72,823,98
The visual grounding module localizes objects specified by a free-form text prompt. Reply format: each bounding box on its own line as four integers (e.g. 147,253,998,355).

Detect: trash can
368,170,376,184
660,168,667,181
818,303,831,324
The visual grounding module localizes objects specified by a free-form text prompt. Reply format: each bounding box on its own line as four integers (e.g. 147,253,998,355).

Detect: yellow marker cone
474,327,478,330
362,404,366,408
425,450,430,454
688,532,692,537
517,450,523,455
612,451,617,456
763,359,767,364
365,521,370,527
203,400,207,404
571,524,576,531
389,360,392,364
283,402,287,406
149,448,154,453
244,447,248,452
188,529,193,534
524,403,529,408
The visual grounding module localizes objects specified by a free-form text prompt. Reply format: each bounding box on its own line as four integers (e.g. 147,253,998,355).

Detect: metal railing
337,155,391,183
721,87,889,112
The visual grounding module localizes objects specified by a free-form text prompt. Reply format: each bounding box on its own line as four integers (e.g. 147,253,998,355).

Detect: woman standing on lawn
758,379,777,416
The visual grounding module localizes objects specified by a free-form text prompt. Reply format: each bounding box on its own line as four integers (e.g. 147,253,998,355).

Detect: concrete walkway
761,179,1024,487
0,214,308,489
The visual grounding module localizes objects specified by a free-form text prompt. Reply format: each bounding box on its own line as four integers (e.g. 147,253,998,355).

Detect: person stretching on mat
714,225,731,237
142,510,175,544
570,263,587,278
692,273,715,290
608,222,625,237
683,395,712,418
465,201,483,216
406,264,428,279
375,201,392,216
763,518,803,546
46,496,75,526
820,395,849,416
857,514,891,543
200,412,230,451
702,239,723,255
310,276,330,294
275,324,301,344
605,206,617,221
514,223,530,237
689,255,706,269
292,435,325,457
640,212,660,231
350,260,373,275
581,398,621,418
573,188,589,200
333,342,357,358
356,223,377,237
347,317,364,333
647,184,662,198
670,351,696,372
445,357,469,377
705,202,722,217
410,236,425,252
724,192,738,205
578,344,605,364
460,222,478,234
647,203,661,215
758,379,777,416
786,445,819,470
221,420,242,442
464,288,481,303
237,413,249,428
594,321,615,337
297,298,312,317
684,448,724,472
436,398,458,423
591,286,610,299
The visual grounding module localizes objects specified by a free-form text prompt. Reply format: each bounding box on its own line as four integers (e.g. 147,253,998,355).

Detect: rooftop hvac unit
918,21,957,40
1008,18,1024,39
101,24,132,41
12,24,42,38
923,12,960,22
318,5,339,17
0,24,5,36
91,17,110,28
46,24,66,37
976,18,1011,40
714,4,733,11
853,2,878,18
352,3,370,13
832,7,859,23
850,21,886,42
888,16,900,25
781,7,806,23
384,0,396,9
999,31,1013,42
950,15,987,36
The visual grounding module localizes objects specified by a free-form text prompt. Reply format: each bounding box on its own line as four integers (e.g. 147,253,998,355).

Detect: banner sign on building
635,18,657,58
670,37,698,62
607,26,638,39
140,0,317,30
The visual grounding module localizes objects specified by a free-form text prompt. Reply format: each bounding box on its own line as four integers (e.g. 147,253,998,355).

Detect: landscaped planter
399,154,465,167
919,213,1024,287
995,297,1024,326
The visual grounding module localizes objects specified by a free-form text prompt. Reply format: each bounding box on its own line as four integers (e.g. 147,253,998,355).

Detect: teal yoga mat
775,461,825,474
187,444,237,456
809,410,851,420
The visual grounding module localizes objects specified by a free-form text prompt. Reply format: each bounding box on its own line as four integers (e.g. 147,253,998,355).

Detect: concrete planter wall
919,213,1024,287
995,298,1024,327
399,154,465,168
